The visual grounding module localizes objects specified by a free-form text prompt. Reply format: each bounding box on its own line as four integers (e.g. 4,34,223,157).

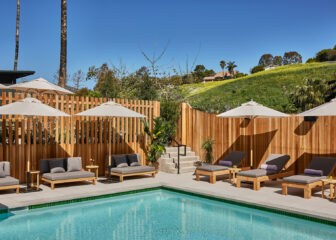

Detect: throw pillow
304,168,323,176
0,167,5,178
50,167,66,174
113,155,128,168
49,159,64,173
130,162,141,167
260,164,278,171
67,157,82,172
218,160,232,167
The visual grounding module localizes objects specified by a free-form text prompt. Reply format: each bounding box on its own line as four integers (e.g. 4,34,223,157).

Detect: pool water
0,189,335,240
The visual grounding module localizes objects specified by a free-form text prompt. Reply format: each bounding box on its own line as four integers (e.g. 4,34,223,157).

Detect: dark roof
0,70,35,84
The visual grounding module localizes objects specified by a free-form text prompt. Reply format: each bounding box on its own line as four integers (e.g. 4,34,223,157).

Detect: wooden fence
177,103,336,175
0,92,160,182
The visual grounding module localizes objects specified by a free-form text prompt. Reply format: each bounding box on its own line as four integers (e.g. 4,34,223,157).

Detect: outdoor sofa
106,154,156,182
282,157,336,199
236,154,293,190
40,157,96,190
0,162,19,194
195,151,247,184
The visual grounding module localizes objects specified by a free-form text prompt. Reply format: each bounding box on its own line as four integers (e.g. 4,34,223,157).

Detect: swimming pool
0,189,335,240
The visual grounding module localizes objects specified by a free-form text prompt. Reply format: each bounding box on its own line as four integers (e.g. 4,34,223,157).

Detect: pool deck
0,172,335,222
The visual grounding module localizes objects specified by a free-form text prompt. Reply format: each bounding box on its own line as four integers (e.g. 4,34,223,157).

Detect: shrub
306,58,316,63
251,65,265,74
201,138,214,163
160,100,179,143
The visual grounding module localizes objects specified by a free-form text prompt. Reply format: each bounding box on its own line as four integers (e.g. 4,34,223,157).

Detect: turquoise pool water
0,189,335,240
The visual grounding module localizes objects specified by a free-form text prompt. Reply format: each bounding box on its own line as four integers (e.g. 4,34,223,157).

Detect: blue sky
1,0,336,89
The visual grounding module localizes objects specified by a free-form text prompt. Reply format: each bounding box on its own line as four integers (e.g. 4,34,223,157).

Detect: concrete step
172,156,200,162
165,146,191,153
162,160,196,169
161,151,195,158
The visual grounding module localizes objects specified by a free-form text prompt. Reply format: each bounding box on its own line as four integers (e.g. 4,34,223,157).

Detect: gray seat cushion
238,169,278,177
110,166,155,174
0,162,11,176
42,170,94,181
0,176,19,187
197,164,229,172
283,174,326,184
307,157,336,176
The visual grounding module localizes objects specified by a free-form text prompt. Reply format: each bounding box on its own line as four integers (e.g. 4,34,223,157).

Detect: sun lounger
40,157,96,190
106,154,156,182
0,162,19,194
282,157,336,199
236,154,293,190
195,151,247,184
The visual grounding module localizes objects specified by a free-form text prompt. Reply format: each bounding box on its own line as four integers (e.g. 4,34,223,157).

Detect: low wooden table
27,170,40,189
228,168,242,185
86,165,99,179
321,179,336,200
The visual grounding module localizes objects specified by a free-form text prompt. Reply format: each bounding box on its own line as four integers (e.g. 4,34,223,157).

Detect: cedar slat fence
177,103,336,176
0,92,160,182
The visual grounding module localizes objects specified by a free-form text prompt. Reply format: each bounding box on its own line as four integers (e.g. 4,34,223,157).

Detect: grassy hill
181,62,336,113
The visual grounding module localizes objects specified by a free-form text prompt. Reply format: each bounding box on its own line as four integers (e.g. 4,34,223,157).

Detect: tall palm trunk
14,0,20,71
59,0,67,87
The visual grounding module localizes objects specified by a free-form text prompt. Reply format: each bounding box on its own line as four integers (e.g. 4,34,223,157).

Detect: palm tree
219,60,226,79
14,0,20,71
226,61,237,76
59,0,67,87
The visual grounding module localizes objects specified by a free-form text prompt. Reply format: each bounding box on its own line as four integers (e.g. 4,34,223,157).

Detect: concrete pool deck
0,172,335,222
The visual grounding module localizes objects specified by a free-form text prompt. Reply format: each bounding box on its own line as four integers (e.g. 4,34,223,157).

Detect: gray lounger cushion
0,176,19,187
223,151,247,166
306,157,336,176
197,164,229,172
42,170,94,181
110,166,155,174
283,174,326,184
0,162,11,176
238,169,278,177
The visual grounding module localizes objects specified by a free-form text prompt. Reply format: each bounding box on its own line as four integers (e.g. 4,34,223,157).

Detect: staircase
158,146,201,174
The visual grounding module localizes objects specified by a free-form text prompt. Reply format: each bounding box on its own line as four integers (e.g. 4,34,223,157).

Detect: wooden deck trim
0,185,19,194
236,170,294,190
41,177,96,190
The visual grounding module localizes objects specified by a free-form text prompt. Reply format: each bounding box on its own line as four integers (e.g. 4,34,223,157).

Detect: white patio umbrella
0,84,8,89
0,97,70,173
297,98,336,116
76,101,145,175
9,77,73,95
217,100,289,168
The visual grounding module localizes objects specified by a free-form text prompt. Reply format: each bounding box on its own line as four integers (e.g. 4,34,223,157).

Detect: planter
149,162,159,173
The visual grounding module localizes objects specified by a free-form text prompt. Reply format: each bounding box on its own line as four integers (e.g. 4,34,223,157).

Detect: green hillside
181,62,336,113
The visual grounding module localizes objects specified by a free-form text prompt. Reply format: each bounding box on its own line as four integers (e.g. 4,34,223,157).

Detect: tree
219,60,226,79
226,61,237,75
306,58,316,63
315,49,336,62
192,65,215,83
251,65,264,74
59,0,67,87
14,0,20,71
283,51,302,65
135,67,158,100
289,78,335,112
258,54,273,66
87,64,121,98
72,70,85,90
273,56,283,66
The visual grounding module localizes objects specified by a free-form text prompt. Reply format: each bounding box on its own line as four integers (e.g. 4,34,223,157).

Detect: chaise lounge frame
41,176,96,190
105,169,156,182
195,167,250,184
236,170,294,190
0,185,19,194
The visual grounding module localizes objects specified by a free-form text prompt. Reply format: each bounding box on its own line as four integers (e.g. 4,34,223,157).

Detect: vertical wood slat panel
177,103,336,175
0,94,158,182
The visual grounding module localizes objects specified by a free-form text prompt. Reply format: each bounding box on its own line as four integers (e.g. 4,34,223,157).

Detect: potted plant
142,118,166,172
201,138,214,164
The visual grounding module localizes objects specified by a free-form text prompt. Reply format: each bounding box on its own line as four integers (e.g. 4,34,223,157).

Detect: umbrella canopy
0,97,70,117
10,77,73,95
217,100,289,119
0,84,8,89
297,98,336,117
76,101,145,118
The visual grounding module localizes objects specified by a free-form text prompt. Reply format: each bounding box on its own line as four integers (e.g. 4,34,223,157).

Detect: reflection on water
0,190,335,240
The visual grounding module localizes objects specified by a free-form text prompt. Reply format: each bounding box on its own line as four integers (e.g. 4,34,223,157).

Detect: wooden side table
228,168,242,185
27,170,40,190
86,165,99,179
321,179,336,200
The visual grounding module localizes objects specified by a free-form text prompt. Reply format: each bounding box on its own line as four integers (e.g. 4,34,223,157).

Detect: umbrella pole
250,119,254,169
26,117,31,189
108,117,112,181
